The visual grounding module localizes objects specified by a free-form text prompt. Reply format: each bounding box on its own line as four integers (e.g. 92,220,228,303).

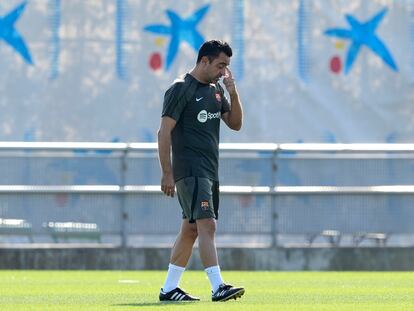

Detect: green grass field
0,270,413,310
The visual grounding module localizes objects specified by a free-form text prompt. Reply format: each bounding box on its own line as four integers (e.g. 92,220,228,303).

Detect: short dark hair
196,40,232,63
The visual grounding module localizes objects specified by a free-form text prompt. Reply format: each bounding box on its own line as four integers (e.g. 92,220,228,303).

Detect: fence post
120,147,128,248
271,146,279,247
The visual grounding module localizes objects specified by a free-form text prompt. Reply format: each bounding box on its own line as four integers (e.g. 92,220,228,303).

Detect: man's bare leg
196,218,218,267
196,218,245,301
170,220,198,266
196,218,224,292
162,220,197,293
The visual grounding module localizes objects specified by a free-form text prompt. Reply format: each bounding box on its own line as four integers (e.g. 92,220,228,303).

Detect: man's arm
221,68,243,131
157,116,177,197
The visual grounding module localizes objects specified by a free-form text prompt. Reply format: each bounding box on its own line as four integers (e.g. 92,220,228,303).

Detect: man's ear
201,56,210,65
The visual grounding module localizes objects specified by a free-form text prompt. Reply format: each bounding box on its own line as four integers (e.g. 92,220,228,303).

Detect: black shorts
175,177,219,223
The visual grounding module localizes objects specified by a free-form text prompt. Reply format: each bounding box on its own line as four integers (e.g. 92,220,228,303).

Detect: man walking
157,40,244,302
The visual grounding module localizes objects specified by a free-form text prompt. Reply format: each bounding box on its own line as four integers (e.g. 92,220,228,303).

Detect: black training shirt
162,73,231,182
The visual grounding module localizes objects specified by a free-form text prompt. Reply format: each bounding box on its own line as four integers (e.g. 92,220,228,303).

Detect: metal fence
1,142,414,247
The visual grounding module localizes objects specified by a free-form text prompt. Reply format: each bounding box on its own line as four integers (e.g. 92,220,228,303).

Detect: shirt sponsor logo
197,110,220,123
196,97,203,102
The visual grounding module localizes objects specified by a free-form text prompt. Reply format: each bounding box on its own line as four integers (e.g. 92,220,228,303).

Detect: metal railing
1,142,414,247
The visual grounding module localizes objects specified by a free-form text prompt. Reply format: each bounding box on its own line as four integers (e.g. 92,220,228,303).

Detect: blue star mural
143,5,210,70
324,8,397,74
0,1,33,65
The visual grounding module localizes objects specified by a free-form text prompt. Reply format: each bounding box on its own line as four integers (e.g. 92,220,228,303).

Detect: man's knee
181,223,198,241
196,218,216,237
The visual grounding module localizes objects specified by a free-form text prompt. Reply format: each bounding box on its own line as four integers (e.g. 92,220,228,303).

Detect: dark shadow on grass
113,301,200,307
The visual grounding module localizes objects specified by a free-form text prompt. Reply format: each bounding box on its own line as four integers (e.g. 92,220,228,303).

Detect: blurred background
1,0,414,270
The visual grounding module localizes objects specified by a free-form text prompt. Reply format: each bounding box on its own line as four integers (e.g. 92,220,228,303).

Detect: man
157,40,244,302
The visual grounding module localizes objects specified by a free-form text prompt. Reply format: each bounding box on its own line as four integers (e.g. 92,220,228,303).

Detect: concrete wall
1,247,414,270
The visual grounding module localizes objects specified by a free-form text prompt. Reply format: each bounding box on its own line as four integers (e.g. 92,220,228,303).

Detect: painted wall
0,0,412,143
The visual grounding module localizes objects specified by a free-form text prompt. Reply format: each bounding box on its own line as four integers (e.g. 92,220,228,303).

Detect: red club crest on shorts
201,201,209,210
215,93,221,102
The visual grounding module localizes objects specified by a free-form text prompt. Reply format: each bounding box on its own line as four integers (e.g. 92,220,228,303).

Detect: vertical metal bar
271,146,279,247
119,147,128,248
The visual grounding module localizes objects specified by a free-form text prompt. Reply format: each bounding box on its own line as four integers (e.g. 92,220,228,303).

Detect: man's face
203,52,230,83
